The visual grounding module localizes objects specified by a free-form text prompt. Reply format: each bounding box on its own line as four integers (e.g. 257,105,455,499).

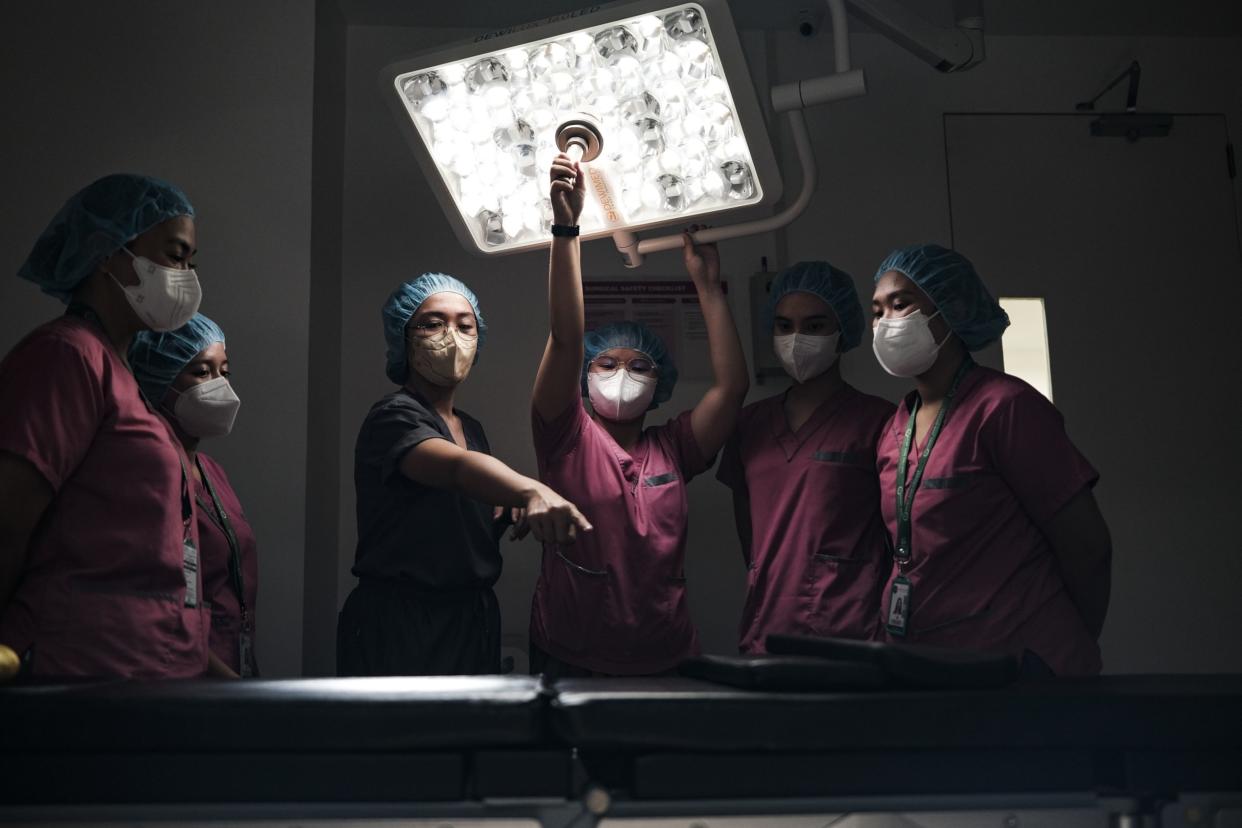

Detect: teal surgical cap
875,244,1009,351
383,273,487,384
764,261,865,351
582,321,677,409
18,174,195,302
130,313,226,406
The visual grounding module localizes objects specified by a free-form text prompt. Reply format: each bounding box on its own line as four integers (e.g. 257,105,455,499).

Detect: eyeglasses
408,319,478,338
590,355,657,375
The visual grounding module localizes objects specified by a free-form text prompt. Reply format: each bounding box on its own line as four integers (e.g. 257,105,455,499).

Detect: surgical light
383,0,782,260
384,0,986,267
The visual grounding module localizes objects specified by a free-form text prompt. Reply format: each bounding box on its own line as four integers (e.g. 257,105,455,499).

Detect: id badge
885,575,912,637
239,632,254,678
182,539,199,608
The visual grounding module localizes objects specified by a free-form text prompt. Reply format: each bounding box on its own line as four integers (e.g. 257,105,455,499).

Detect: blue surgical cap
582,321,677,409
18,174,195,303
130,313,226,406
764,261,865,351
874,244,1009,351
383,273,488,384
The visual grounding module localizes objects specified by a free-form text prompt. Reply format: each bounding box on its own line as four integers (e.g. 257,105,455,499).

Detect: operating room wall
340,24,1242,672
0,2,316,676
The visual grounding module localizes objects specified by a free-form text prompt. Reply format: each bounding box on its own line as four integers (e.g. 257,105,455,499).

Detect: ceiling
338,0,1242,36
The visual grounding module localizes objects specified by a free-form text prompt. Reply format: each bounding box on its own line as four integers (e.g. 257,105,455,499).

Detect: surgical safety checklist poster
584,280,729,381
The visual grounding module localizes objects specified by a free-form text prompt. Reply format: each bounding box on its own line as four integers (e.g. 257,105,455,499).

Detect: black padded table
550,675,1242,823
0,675,567,809
1,673,1239,826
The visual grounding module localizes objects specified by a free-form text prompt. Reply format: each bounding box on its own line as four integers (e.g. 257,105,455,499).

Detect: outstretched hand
550,153,586,226
523,483,593,545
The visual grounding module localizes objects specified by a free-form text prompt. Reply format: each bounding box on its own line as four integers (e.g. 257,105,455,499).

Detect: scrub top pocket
543,547,614,656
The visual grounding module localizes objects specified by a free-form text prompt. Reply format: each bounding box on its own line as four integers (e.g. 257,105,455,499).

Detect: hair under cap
129,313,226,405
581,320,677,410
18,173,195,302
382,273,487,384
874,244,1009,351
764,261,865,351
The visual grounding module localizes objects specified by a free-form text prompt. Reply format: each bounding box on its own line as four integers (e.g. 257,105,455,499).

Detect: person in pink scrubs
0,174,209,678
528,153,750,677
871,244,1112,676
718,262,895,652
131,314,256,678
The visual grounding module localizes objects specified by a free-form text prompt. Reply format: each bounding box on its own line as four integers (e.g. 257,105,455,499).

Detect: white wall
0,1,316,677
339,23,1242,671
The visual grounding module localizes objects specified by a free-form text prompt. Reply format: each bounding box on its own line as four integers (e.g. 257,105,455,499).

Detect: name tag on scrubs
182,539,199,608
886,575,911,637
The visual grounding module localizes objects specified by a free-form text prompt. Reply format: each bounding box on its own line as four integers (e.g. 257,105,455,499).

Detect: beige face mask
409,327,478,387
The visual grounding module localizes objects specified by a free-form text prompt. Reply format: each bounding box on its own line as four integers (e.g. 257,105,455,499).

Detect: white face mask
872,309,948,377
410,327,477,387
588,369,657,421
170,377,240,438
110,247,202,332
774,332,841,383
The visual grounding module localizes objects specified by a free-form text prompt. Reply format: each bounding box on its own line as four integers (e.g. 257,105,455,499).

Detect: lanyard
893,358,975,565
196,458,249,628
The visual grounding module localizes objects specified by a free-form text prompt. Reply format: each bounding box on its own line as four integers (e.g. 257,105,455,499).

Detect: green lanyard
893,358,975,564
196,458,249,630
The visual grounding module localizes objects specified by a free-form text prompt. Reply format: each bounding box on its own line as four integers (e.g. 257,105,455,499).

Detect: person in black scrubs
337,273,592,676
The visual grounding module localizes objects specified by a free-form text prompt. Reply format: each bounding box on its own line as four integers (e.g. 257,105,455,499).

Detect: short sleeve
357,397,449,486
0,332,106,491
658,409,710,482
532,400,589,462
985,386,1099,527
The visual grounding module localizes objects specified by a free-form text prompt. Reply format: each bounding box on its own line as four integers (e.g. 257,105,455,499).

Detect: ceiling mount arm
845,0,985,72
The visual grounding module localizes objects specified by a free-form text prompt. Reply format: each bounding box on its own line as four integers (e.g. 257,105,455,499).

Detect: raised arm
0,452,52,615
399,437,591,544
685,229,750,459
1041,488,1112,639
532,154,588,422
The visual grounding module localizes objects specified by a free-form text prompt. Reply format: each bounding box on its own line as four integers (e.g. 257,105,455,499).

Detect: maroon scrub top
718,386,896,652
876,365,1101,675
0,316,208,678
196,453,258,675
530,401,709,675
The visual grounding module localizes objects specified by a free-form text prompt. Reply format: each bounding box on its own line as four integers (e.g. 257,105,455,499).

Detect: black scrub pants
336,578,501,676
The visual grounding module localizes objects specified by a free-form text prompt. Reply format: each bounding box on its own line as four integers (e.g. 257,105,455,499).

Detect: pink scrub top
876,364,1101,675
196,453,258,676
718,386,896,653
530,401,709,675
0,315,208,678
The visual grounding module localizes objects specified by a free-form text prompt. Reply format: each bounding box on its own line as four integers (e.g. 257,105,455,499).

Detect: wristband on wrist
550,223,580,238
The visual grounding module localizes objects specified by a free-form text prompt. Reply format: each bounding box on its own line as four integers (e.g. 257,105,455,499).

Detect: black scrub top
352,388,502,590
